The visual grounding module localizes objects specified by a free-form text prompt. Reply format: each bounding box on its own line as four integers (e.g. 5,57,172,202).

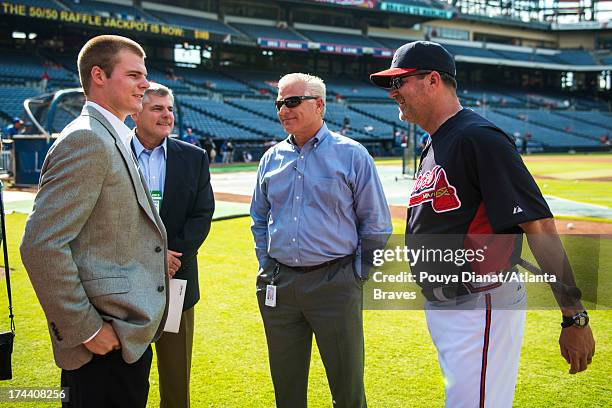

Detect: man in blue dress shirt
250,73,392,408
131,82,215,408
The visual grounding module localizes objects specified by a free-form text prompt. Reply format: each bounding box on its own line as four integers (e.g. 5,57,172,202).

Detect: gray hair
278,73,326,117
143,81,174,105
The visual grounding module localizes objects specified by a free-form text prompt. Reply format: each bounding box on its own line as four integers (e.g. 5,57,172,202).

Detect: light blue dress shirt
131,132,167,197
250,122,392,269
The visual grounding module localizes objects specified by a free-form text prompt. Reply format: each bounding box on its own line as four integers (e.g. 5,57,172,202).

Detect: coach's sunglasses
275,96,318,111
390,71,433,91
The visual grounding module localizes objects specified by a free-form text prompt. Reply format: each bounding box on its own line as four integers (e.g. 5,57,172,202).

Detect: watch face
574,313,589,327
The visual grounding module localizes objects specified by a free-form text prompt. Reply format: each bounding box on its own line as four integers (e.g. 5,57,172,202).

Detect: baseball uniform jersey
407,108,552,408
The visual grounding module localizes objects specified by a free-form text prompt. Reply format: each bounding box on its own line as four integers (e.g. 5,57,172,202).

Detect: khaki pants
155,307,195,408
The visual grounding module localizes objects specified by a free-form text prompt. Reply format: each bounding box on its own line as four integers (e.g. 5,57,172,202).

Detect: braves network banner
257,37,394,57
0,2,214,40
379,1,454,18
257,38,309,51
312,0,377,8
308,0,454,19
318,43,393,56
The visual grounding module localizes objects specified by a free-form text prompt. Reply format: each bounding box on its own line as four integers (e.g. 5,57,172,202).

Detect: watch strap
561,310,588,328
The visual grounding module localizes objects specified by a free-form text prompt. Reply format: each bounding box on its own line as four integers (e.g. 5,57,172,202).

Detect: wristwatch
561,310,589,328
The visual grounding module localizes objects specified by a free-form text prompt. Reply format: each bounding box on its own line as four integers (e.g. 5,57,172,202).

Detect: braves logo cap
370,41,456,88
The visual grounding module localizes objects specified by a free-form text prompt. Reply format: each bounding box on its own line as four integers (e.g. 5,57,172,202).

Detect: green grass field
1,214,610,407
522,155,612,208
210,162,259,173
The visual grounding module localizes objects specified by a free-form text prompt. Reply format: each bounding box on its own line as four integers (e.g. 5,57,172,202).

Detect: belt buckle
433,287,451,301
426,283,471,302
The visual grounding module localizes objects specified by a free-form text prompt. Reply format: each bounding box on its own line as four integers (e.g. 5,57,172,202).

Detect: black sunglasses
275,96,318,111
390,71,433,91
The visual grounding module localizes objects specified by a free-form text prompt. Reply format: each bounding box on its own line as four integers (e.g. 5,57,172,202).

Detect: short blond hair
278,73,326,116
78,35,146,95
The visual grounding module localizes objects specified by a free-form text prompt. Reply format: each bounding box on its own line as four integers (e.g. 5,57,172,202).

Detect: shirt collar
288,122,329,148
131,129,168,159
83,101,132,151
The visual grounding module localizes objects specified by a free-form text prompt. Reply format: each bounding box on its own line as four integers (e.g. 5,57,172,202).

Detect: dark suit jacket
161,137,215,310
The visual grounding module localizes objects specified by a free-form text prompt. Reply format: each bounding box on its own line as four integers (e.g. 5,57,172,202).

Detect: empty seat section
149,11,238,35
0,86,39,118
445,44,505,59
0,52,75,84
66,0,157,21
326,78,388,99
351,103,406,130
555,111,612,132
147,68,192,93
370,37,406,50
226,98,286,136
326,103,391,139
231,23,304,41
488,49,555,64
172,68,252,94
499,108,608,138
223,71,279,93
472,108,598,147
458,87,523,105
553,51,596,66
180,105,262,140
298,29,385,48
180,95,277,139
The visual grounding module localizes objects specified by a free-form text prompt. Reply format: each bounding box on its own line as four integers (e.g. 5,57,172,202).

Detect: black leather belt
278,255,353,273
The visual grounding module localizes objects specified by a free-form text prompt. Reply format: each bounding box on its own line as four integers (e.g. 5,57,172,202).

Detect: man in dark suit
20,35,167,408
131,82,215,408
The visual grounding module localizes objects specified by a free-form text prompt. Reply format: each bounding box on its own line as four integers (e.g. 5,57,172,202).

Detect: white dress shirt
83,101,132,152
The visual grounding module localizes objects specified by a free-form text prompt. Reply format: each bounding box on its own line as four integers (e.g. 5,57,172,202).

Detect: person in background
226,140,234,163
4,117,24,139
183,127,201,147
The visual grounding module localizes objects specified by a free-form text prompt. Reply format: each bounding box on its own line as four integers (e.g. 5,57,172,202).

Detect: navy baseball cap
370,41,456,88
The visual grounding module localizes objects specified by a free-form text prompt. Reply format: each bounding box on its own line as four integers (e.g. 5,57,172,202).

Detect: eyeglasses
390,71,432,91
275,96,318,111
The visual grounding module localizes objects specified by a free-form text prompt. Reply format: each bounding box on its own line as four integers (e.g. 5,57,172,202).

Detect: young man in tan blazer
20,35,169,408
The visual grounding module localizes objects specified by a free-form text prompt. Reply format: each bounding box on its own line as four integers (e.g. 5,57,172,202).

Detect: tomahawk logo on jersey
409,165,461,213
407,109,553,237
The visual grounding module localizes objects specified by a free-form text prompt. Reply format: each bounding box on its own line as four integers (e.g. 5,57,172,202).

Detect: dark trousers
61,346,153,408
257,258,366,408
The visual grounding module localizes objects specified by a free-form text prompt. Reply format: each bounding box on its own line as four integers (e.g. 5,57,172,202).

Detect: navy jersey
406,108,552,274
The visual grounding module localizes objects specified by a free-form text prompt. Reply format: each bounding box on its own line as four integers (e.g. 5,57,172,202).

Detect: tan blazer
20,106,169,370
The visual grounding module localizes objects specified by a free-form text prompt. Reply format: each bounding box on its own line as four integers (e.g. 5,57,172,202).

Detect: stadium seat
0,86,39,119
230,23,305,41
65,0,158,22
298,29,386,48
148,11,239,35
472,108,599,147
